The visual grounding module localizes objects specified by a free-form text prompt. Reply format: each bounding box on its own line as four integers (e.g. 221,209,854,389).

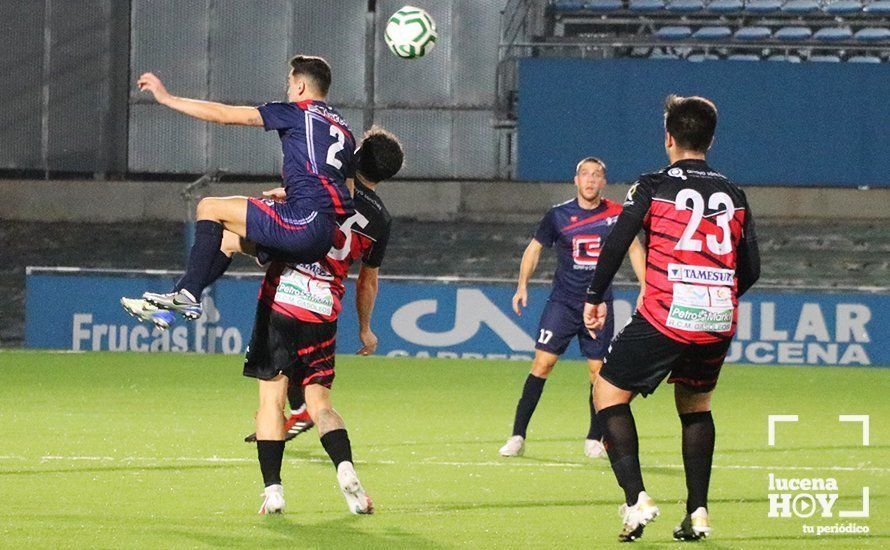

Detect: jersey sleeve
533,208,557,247
362,220,391,268
257,102,304,132
585,178,654,304
736,194,761,297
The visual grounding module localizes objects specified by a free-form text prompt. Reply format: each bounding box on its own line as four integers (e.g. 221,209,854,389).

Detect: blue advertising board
25,270,888,367
517,58,890,188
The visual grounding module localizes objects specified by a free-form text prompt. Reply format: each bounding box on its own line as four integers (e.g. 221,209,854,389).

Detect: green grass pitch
0,350,886,548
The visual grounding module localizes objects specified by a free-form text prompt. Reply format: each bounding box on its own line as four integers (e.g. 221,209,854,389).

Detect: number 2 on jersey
674,189,735,255
326,126,345,169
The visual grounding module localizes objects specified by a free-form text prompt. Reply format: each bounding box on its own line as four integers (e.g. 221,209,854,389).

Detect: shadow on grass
259,514,445,549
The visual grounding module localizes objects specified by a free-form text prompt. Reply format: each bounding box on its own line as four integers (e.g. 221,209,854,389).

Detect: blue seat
864,0,890,13
854,27,890,41
649,50,681,58
734,26,772,40
693,26,733,39
848,55,882,62
823,0,863,13
813,27,853,41
775,26,813,40
629,0,666,10
768,54,802,62
728,53,762,60
552,0,587,11
656,26,694,39
707,0,744,11
744,0,783,12
687,53,720,61
809,54,842,61
583,0,625,10
667,0,705,11
782,0,821,12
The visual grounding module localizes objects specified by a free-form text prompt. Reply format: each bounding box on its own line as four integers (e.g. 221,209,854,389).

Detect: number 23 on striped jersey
674,189,735,255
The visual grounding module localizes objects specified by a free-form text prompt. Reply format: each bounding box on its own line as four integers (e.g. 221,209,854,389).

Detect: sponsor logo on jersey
668,263,735,286
572,235,602,266
624,182,639,206
667,167,687,180
666,304,733,332
275,268,334,315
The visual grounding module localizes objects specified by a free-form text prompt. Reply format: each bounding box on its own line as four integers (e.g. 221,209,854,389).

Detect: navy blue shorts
246,198,336,265
535,299,614,360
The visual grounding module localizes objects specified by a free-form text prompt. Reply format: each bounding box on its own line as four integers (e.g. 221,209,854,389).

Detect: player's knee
530,362,554,378
674,384,712,414
195,197,218,220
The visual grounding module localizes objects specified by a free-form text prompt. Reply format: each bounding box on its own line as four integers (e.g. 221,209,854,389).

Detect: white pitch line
0,455,884,473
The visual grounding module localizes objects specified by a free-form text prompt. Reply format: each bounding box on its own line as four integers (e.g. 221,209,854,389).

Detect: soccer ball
384,6,437,59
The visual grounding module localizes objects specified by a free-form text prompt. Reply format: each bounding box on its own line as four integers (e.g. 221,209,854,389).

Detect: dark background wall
517,58,890,187
0,0,130,174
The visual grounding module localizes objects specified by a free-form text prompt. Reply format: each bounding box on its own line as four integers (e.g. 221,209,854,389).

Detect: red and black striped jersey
258,181,392,323
587,159,760,344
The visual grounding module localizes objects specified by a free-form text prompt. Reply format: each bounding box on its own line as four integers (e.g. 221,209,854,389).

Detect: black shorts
599,312,731,397
243,302,337,388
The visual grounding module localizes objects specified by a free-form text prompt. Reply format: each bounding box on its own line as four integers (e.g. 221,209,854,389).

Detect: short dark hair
289,55,332,96
575,156,606,174
664,95,718,153
357,126,404,183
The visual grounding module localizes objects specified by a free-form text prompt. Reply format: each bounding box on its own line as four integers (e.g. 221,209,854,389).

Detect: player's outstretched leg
255,375,288,514
595,376,658,542
584,383,607,458
305,384,373,515
120,297,175,331
144,198,247,319
245,376,315,443
673,385,715,540
500,351,557,457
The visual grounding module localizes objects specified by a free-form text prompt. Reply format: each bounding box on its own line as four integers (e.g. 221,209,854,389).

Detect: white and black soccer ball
384,5,437,59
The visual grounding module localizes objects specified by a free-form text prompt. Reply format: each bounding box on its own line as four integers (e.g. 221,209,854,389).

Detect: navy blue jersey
258,100,356,218
534,198,624,303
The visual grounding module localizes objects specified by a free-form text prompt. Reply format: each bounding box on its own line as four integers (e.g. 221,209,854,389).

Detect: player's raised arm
356,264,380,355
513,239,544,316
137,72,264,126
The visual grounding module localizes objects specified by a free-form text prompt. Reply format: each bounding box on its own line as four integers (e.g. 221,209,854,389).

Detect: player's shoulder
548,198,576,213
354,184,392,228
302,101,355,139
601,197,624,215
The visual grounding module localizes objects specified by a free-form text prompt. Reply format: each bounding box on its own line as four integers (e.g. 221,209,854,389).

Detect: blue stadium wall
517,58,890,188
25,270,888,367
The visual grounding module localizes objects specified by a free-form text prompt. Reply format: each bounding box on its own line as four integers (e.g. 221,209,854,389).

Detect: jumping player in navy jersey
135,55,355,320
583,96,760,542
499,157,646,459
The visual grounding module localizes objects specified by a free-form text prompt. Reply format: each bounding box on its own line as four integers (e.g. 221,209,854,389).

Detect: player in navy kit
135,56,355,320
499,157,646,459
583,96,760,542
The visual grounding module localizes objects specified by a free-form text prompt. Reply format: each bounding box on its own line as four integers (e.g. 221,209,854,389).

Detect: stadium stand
548,0,890,62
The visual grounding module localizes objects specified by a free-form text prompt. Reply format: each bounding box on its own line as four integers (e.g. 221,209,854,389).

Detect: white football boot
120,297,175,331
498,435,525,457
584,438,608,459
673,506,711,541
337,463,374,514
618,491,660,542
258,484,285,515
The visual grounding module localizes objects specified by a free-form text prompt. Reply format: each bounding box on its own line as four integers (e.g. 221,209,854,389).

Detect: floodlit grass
0,351,886,548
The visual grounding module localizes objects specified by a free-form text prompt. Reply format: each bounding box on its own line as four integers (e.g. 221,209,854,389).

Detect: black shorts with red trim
599,312,731,397
243,302,337,388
